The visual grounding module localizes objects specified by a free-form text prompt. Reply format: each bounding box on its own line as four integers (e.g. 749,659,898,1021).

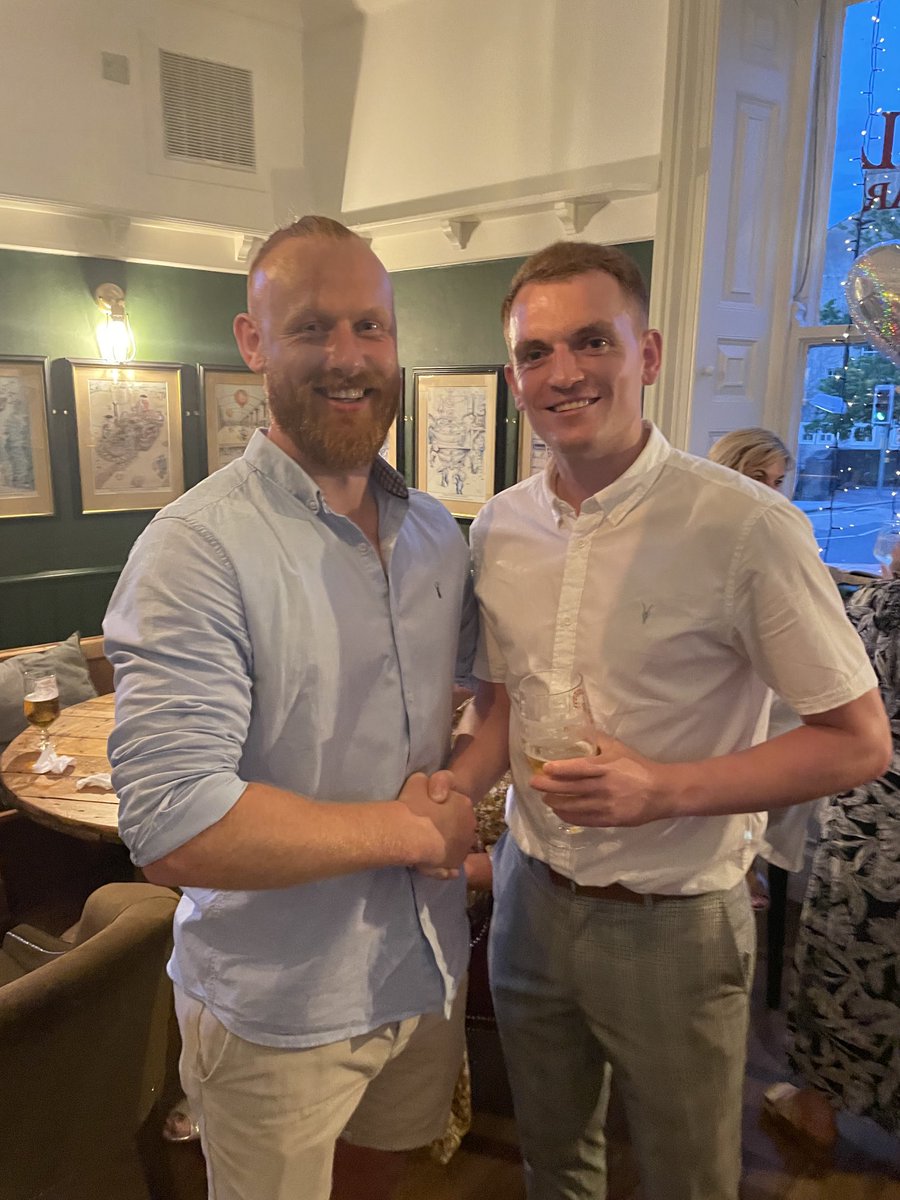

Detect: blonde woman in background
708,430,818,906
708,427,791,490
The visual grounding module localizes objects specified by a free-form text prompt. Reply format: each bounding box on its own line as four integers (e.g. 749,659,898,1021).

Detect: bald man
104,216,477,1200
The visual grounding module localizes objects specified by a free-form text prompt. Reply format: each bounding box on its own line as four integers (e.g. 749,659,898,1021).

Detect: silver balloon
845,241,900,367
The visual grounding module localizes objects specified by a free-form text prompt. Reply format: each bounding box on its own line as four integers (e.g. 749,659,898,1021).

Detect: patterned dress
788,579,900,1134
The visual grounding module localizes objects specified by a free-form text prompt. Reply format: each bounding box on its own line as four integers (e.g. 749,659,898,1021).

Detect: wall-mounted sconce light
94,282,136,363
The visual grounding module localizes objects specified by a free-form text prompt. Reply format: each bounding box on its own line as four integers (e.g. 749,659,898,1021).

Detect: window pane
794,341,900,567
821,1,900,325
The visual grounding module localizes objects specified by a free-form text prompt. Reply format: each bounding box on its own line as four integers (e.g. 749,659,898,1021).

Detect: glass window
791,0,900,568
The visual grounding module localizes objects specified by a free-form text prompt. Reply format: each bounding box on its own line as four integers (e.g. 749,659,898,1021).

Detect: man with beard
103,216,477,1200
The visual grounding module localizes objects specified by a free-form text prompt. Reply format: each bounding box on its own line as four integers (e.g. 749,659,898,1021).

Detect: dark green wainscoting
0,241,651,648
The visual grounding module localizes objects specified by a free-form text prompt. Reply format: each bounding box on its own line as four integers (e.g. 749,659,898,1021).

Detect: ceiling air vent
159,49,256,172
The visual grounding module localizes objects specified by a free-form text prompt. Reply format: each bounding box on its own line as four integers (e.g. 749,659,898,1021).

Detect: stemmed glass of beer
22,669,60,753
517,671,596,835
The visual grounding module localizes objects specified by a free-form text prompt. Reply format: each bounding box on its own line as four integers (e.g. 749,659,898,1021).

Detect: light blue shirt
104,431,476,1048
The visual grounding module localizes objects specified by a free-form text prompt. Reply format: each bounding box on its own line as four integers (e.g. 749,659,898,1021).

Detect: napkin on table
33,746,75,775
75,773,114,792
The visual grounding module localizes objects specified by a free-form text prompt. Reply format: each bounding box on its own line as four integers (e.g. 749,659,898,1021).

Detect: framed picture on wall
0,356,54,519
516,410,552,481
378,418,401,470
199,365,269,473
378,368,405,472
412,367,504,518
70,361,185,514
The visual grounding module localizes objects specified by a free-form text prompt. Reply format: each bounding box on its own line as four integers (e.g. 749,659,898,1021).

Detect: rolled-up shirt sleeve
728,502,877,714
104,516,253,867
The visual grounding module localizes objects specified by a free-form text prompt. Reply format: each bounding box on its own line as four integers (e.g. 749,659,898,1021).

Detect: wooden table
0,693,119,842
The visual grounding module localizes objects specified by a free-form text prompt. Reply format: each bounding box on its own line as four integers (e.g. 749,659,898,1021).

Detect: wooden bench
0,634,113,697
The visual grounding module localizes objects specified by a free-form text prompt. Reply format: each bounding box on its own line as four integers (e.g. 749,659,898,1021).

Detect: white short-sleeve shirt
470,423,876,894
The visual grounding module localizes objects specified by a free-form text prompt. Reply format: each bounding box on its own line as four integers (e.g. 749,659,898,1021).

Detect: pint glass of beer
517,671,596,835
22,669,60,752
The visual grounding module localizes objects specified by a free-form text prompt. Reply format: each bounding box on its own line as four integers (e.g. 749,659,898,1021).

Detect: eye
292,320,325,337
581,335,610,352
358,319,385,334
521,347,547,365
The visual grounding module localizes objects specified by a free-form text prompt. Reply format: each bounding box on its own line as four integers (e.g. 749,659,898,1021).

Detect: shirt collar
242,429,409,511
544,421,672,527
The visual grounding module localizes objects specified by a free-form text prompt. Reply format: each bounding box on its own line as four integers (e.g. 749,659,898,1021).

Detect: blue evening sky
830,0,900,228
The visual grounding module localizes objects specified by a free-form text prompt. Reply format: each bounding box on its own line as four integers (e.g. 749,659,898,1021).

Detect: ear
233,313,266,374
640,329,662,387
504,362,525,412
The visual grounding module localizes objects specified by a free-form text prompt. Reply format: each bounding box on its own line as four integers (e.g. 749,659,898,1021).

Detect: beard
265,364,400,471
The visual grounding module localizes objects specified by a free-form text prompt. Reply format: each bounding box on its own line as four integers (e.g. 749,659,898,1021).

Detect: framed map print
70,361,184,514
0,356,53,519
199,365,269,473
412,367,504,518
379,417,401,470
516,410,552,480
378,369,405,473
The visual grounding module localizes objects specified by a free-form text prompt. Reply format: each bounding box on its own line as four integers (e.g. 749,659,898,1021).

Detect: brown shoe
762,1082,837,1153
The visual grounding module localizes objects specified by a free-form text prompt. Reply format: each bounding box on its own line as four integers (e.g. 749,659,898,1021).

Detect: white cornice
343,156,659,237
0,194,266,273
0,158,658,275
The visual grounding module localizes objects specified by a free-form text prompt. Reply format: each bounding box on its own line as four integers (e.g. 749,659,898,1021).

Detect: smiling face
234,234,400,471
504,269,662,466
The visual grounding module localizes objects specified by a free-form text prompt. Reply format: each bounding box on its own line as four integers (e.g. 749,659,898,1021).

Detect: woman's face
755,454,788,491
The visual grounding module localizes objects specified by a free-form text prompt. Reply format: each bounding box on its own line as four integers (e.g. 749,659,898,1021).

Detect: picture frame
199,365,269,474
516,410,552,481
412,367,504,518
0,355,54,519
378,368,405,473
70,361,185,514
378,417,401,470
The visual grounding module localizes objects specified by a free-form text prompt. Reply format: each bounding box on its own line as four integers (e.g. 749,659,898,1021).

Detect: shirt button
357,544,368,554
306,500,317,511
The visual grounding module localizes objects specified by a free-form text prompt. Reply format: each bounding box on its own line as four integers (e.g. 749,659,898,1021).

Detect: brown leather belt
546,866,683,906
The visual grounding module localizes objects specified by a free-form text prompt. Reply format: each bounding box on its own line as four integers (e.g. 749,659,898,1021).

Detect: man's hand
529,735,672,827
397,771,476,875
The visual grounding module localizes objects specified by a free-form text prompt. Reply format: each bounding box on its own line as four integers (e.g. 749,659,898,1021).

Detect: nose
326,322,364,374
547,344,584,389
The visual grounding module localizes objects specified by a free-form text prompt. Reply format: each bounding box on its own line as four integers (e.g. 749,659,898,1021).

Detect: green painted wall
0,249,247,649
0,241,652,649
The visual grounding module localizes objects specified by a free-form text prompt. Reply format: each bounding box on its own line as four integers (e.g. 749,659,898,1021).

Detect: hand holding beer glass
23,669,60,754
517,671,596,835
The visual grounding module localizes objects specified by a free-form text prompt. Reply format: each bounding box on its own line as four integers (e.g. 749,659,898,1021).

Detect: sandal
162,1098,201,1143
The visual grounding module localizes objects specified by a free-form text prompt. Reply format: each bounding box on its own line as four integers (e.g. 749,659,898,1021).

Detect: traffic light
873,385,895,425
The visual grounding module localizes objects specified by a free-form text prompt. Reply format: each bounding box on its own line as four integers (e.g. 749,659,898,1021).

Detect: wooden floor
160,904,900,1199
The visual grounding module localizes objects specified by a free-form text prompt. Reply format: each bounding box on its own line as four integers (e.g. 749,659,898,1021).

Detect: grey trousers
489,833,755,1200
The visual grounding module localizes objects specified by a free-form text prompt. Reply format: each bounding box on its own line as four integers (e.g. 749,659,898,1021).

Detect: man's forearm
141,781,448,890
662,696,891,819
541,689,891,828
449,680,511,803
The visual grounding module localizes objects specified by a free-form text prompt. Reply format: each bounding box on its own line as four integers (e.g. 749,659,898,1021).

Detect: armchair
0,882,179,1200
